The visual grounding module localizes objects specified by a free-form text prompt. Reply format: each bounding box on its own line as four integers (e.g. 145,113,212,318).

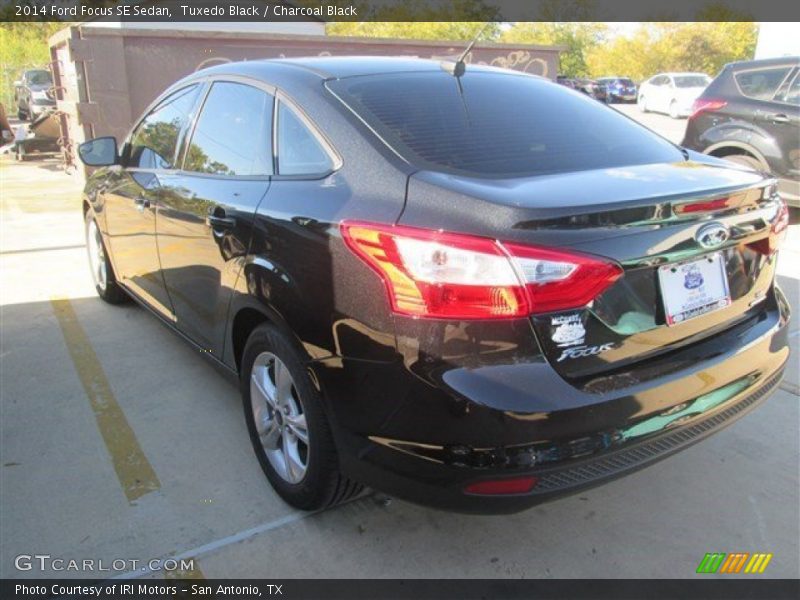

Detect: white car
637,73,712,119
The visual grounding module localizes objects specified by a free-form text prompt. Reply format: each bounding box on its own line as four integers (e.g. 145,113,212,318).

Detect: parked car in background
682,57,799,208
557,76,607,102
596,77,637,102
638,72,712,119
556,75,577,89
77,57,789,513
573,78,608,102
14,69,55,121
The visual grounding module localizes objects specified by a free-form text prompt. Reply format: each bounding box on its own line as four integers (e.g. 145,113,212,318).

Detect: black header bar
2,0,800,22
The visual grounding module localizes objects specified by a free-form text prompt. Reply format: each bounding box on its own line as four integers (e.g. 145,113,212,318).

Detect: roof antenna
441,24,491,128
442,22,491,77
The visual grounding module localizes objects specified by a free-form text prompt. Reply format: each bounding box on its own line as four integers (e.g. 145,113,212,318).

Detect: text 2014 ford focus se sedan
78,57,791,513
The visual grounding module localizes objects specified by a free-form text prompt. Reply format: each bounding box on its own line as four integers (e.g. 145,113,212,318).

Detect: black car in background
557,75,607,102
682,57,800,208
78,58,790,513
14,69,55,121
596,76,637,102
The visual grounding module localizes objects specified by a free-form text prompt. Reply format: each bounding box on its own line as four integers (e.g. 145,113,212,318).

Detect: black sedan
78,57,790,513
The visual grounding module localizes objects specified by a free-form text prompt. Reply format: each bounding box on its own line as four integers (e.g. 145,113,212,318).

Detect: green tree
326,0,501,41
587,23,758,82
500,22,608,77
0,22,64,110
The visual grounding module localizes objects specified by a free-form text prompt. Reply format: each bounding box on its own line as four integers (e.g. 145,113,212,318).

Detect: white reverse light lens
394,237,519,286
514,257,576,283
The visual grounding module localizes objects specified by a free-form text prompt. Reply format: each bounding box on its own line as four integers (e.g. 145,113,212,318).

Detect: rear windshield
26,70,51,85
674,75,711,88
329,71,682,178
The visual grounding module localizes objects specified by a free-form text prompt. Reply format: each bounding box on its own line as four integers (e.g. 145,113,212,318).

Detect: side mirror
78,136,118,167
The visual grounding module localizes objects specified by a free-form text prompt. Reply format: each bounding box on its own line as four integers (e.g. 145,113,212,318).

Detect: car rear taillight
690,98,727,119
749,198,790,256
464,477,538,495
340,221,623,319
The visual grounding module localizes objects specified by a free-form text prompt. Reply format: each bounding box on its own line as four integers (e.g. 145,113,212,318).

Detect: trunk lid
401,160,780,380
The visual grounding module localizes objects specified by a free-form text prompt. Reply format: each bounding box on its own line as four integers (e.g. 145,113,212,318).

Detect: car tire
722,153,766,172
85,214,128,304
669,100,680,119
241,323,363,510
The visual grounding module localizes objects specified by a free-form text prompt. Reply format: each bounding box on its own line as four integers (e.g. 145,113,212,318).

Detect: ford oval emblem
695,222,730,249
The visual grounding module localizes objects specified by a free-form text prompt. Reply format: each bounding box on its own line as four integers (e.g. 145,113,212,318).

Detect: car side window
275,101,333,176
734,67,792,101
183,82,273,177
128,85,200,170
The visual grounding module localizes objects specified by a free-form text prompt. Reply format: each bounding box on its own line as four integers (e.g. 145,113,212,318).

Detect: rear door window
128,85,200,170
734,67,793,100
328,71,682,178
774,72,800,105
184,81,273,177
275,101,334,176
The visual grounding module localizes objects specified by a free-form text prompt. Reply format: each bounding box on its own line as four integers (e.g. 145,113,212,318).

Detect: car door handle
766,113,790,124
206,214,236,230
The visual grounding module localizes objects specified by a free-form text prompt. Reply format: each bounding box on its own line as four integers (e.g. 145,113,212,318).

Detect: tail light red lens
690,98,727,119
464,477,538,495
340,221,623,319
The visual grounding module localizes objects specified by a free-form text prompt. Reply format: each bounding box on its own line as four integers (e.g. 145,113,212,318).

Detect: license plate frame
658,252,732,326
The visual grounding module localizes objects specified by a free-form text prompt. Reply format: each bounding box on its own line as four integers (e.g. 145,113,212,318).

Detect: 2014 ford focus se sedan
77,57,791,513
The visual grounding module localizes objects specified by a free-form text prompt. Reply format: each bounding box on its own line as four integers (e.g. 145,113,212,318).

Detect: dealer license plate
658,253,731,326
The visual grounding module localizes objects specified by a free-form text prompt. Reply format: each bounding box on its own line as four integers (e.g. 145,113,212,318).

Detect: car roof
725,56,800,70
656,72,710,77
196,56,515,81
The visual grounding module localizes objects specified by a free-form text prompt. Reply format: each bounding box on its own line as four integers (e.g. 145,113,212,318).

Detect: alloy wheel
250,351,309,484
87,219,107,291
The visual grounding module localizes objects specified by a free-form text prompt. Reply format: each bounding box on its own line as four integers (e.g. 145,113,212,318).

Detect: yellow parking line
166,557,205,597
51,298,160,503
164,558,206,581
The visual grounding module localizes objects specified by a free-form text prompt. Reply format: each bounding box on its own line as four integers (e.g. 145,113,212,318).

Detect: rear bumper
318,285,791,514
339,366,784,513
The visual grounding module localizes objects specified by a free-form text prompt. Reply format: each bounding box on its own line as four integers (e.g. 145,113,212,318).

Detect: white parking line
107,511,311,580
106,492,371,581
